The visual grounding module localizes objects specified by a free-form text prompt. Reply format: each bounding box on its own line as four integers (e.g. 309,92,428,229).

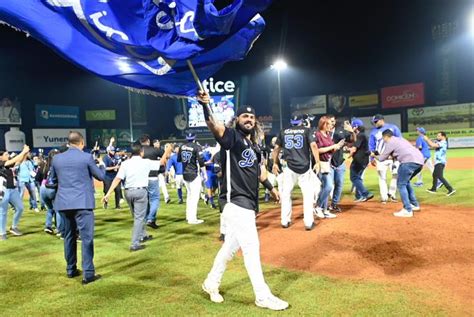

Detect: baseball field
0,148,472,316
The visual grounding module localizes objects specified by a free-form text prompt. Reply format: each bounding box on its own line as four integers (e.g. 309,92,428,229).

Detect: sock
177,188,183,200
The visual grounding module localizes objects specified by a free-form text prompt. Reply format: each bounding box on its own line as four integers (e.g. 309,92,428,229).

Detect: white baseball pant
158,173,169,201
376,159,398,201
205,202,272,300
184,175,202,223
416,157,435,183
280,167,317,227
174,174,184,189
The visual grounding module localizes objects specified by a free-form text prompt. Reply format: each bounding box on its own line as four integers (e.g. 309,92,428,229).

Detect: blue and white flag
0,0,271,97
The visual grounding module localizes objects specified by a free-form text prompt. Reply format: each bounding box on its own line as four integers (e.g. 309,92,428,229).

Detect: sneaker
219,234,225,242
146,221,159,229
210,203,217,209
330,204,342,212
354,197,364,202
44,227,54,234
413,182,423,187
281,222,291,229
426,189,437,194
119,199,125,205
9,227,23,236
188,219,204,225
447,189,456,197
388,194,398,203
313,207,325,219
165,197,171,204
34,208,40,213
178,199,184,204
130,244,146,252
0,234,6,241
393,209,413,218
255,294,289,311
305,223,315,231
358,193,375,202
202,282,224,303
323,210,337,219
140,235,153,243
410,204,421,211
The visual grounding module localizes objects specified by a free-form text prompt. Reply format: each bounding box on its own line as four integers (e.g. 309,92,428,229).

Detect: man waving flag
0,0,271,97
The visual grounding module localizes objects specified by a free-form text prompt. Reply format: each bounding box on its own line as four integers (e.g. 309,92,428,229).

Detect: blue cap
416,127,426,134
290,115,303,126
371,114,384,124
351,118,364,128
186,133,196,141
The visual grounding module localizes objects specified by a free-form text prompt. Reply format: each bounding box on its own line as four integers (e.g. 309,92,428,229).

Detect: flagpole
186,60,214,117
128,90,134,142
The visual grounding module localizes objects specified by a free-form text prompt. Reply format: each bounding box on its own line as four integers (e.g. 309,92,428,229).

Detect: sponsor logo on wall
33,129,87,148
349,93,379,107
290,95,327,116
36,105,80,127
85,110,116,121
381,83,425,108
0,97,22,125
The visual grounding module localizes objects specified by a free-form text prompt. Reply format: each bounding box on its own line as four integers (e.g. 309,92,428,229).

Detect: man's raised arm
197,90,225,139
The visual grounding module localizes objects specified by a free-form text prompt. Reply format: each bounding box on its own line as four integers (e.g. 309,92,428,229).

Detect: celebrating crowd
0,90,456,311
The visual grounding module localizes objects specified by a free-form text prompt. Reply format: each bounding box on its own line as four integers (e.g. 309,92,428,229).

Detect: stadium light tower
271,59,288,130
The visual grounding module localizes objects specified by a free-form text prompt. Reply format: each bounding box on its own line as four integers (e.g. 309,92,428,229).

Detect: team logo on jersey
238,148,257,168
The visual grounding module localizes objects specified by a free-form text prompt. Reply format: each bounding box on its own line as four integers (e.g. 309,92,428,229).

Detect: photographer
103,138,121,209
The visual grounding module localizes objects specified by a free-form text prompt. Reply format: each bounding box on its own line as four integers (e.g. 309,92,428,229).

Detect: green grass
0,148,472,316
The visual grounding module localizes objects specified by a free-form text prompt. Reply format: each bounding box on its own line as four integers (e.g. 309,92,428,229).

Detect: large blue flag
0,0,271,97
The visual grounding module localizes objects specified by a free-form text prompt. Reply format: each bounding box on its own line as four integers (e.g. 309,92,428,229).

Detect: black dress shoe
67,269,81,278
219,234,225,242
146,221,159,229
130,245,146,252
140,235,153,243
82,274,102,285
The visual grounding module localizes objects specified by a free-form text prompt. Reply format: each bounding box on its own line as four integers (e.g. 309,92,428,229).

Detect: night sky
0,0,473,140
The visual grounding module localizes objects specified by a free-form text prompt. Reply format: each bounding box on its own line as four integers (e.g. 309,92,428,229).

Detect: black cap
290,115,303,126
186,133,196,141
371,114,384,123
236,106,256,117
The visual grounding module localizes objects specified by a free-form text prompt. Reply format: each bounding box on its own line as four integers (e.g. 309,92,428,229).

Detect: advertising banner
403,128,474,140
358,114,402,132
36,105,80,127
90,129,143,148
0,97,21,125
85,110,116,121
129,93,147,125
33,129,86,148
432,22,458,105
407,103,473,132
290,95,327,116
328,94,348,113
257,115,273,133
349,93,378,108
381,83,425,108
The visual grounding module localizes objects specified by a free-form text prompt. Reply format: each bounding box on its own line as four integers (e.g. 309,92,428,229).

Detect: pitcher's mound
257,200,473,304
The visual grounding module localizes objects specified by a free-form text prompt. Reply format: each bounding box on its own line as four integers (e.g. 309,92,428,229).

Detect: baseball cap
351,118,364,128
106,146,116,152
236,106,256,117
186,133,196,141
371,114,384,124
290,115,303,126
416,127,426,134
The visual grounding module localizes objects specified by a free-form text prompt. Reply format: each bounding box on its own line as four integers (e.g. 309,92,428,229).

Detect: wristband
262,179,273,191
200,101,212,121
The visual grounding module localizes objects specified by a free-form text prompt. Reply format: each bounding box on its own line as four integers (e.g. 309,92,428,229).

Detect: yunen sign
33,129,87,148
85,110,116,121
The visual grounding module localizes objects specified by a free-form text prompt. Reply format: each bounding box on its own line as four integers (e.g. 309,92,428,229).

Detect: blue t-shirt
201,150,214,172
18,160,35,183
416,135,431,159
434,140,447,165
103,154,119,180
166,153,183,175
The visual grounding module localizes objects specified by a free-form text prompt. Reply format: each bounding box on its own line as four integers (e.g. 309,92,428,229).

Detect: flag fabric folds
0,0,271,97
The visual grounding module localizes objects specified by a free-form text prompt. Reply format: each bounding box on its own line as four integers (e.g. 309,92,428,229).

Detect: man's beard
237,121,254,135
